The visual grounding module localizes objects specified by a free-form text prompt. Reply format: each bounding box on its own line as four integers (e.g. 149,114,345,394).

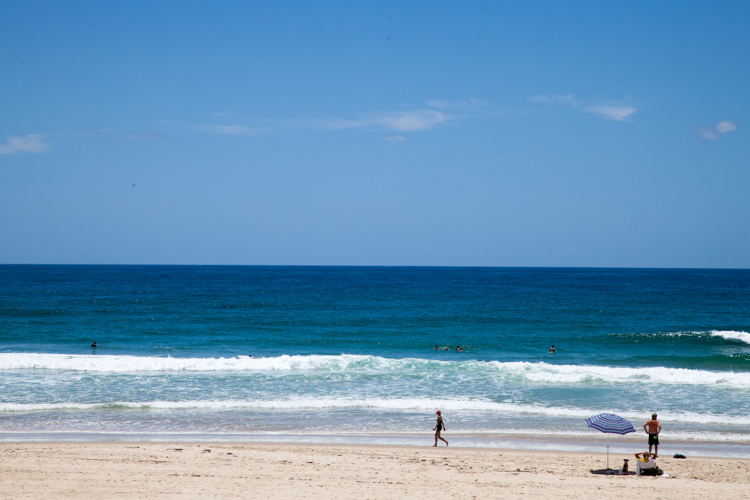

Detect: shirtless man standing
643,413,661,457
432,410,448,447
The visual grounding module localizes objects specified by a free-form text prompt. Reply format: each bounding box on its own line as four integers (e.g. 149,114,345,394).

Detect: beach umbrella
585,413,636,470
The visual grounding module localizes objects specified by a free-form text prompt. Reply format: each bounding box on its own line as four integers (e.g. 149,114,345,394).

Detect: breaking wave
710,330,750,345
2,398,749,426
1,353,749,387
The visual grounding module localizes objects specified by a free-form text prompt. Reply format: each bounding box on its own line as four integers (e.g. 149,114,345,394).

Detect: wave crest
711,330,750,345
1,353,749,388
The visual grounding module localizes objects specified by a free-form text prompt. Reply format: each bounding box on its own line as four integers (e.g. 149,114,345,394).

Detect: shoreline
2,432,748,458
1,441,748,499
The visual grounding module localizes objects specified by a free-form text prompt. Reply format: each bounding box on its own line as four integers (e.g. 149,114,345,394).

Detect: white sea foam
3,398,750,426
711,330,750,345
487,360,750,387
1,353,749,387
0,353,347,373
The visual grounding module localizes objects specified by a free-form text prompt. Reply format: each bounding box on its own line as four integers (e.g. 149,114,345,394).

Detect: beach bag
640,466,663,476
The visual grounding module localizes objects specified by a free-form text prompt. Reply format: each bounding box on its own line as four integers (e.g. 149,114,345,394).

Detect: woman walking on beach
432,410,448,446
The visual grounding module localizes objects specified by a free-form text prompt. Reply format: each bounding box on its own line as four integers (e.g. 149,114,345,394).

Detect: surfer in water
432,410,448,447
548,345,555,354
91,341,97,348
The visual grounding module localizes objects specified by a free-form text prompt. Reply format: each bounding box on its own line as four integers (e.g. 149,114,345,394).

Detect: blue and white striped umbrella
585,413,635,470
585,413,636,435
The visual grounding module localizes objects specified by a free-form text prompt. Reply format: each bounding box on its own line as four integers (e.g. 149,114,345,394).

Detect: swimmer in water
548,345,555,354
455,346,463,352
91,342,97,348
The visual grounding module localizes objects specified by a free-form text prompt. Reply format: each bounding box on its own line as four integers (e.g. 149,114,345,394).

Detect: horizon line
1,263,748,271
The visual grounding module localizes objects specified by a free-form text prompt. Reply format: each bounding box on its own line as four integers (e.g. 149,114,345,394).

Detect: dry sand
1,442,749,499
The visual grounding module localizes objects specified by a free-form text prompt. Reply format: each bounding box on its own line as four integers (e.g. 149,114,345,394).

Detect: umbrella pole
607,433,610,470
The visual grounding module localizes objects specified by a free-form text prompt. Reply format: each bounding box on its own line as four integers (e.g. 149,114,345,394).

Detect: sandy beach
1,442,748,499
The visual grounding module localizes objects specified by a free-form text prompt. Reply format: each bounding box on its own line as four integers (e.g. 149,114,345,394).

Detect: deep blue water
1,265,749,448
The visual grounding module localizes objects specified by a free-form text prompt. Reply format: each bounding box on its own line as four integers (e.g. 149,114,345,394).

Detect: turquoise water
1,265,749,451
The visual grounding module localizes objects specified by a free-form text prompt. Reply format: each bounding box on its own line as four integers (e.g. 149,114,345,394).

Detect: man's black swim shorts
648,433,659,445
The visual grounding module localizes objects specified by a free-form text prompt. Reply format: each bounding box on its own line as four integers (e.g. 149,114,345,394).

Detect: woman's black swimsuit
436,419,443,432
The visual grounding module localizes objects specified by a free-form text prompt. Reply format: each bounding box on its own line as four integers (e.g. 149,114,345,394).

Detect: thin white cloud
532,94,636,121
583,104,636,121
122,132,163,140
696,128,719,141
306,109,450,132
695,121,739,141
372,110,447,131
81,126,113,138
426,98,490,111
531,94,576,104
310,118,368,131
384,135,407,142
0,134,49,154
716,121,738,134
166,120,272,136
184,102,468,138
1,128,162,155
199,124,256,135
65,127,164,140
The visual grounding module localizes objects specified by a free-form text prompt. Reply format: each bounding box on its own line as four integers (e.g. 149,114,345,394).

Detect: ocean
1,265,749,456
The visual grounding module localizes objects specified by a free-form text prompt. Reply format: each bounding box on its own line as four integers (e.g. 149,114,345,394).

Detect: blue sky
1,1,748,267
